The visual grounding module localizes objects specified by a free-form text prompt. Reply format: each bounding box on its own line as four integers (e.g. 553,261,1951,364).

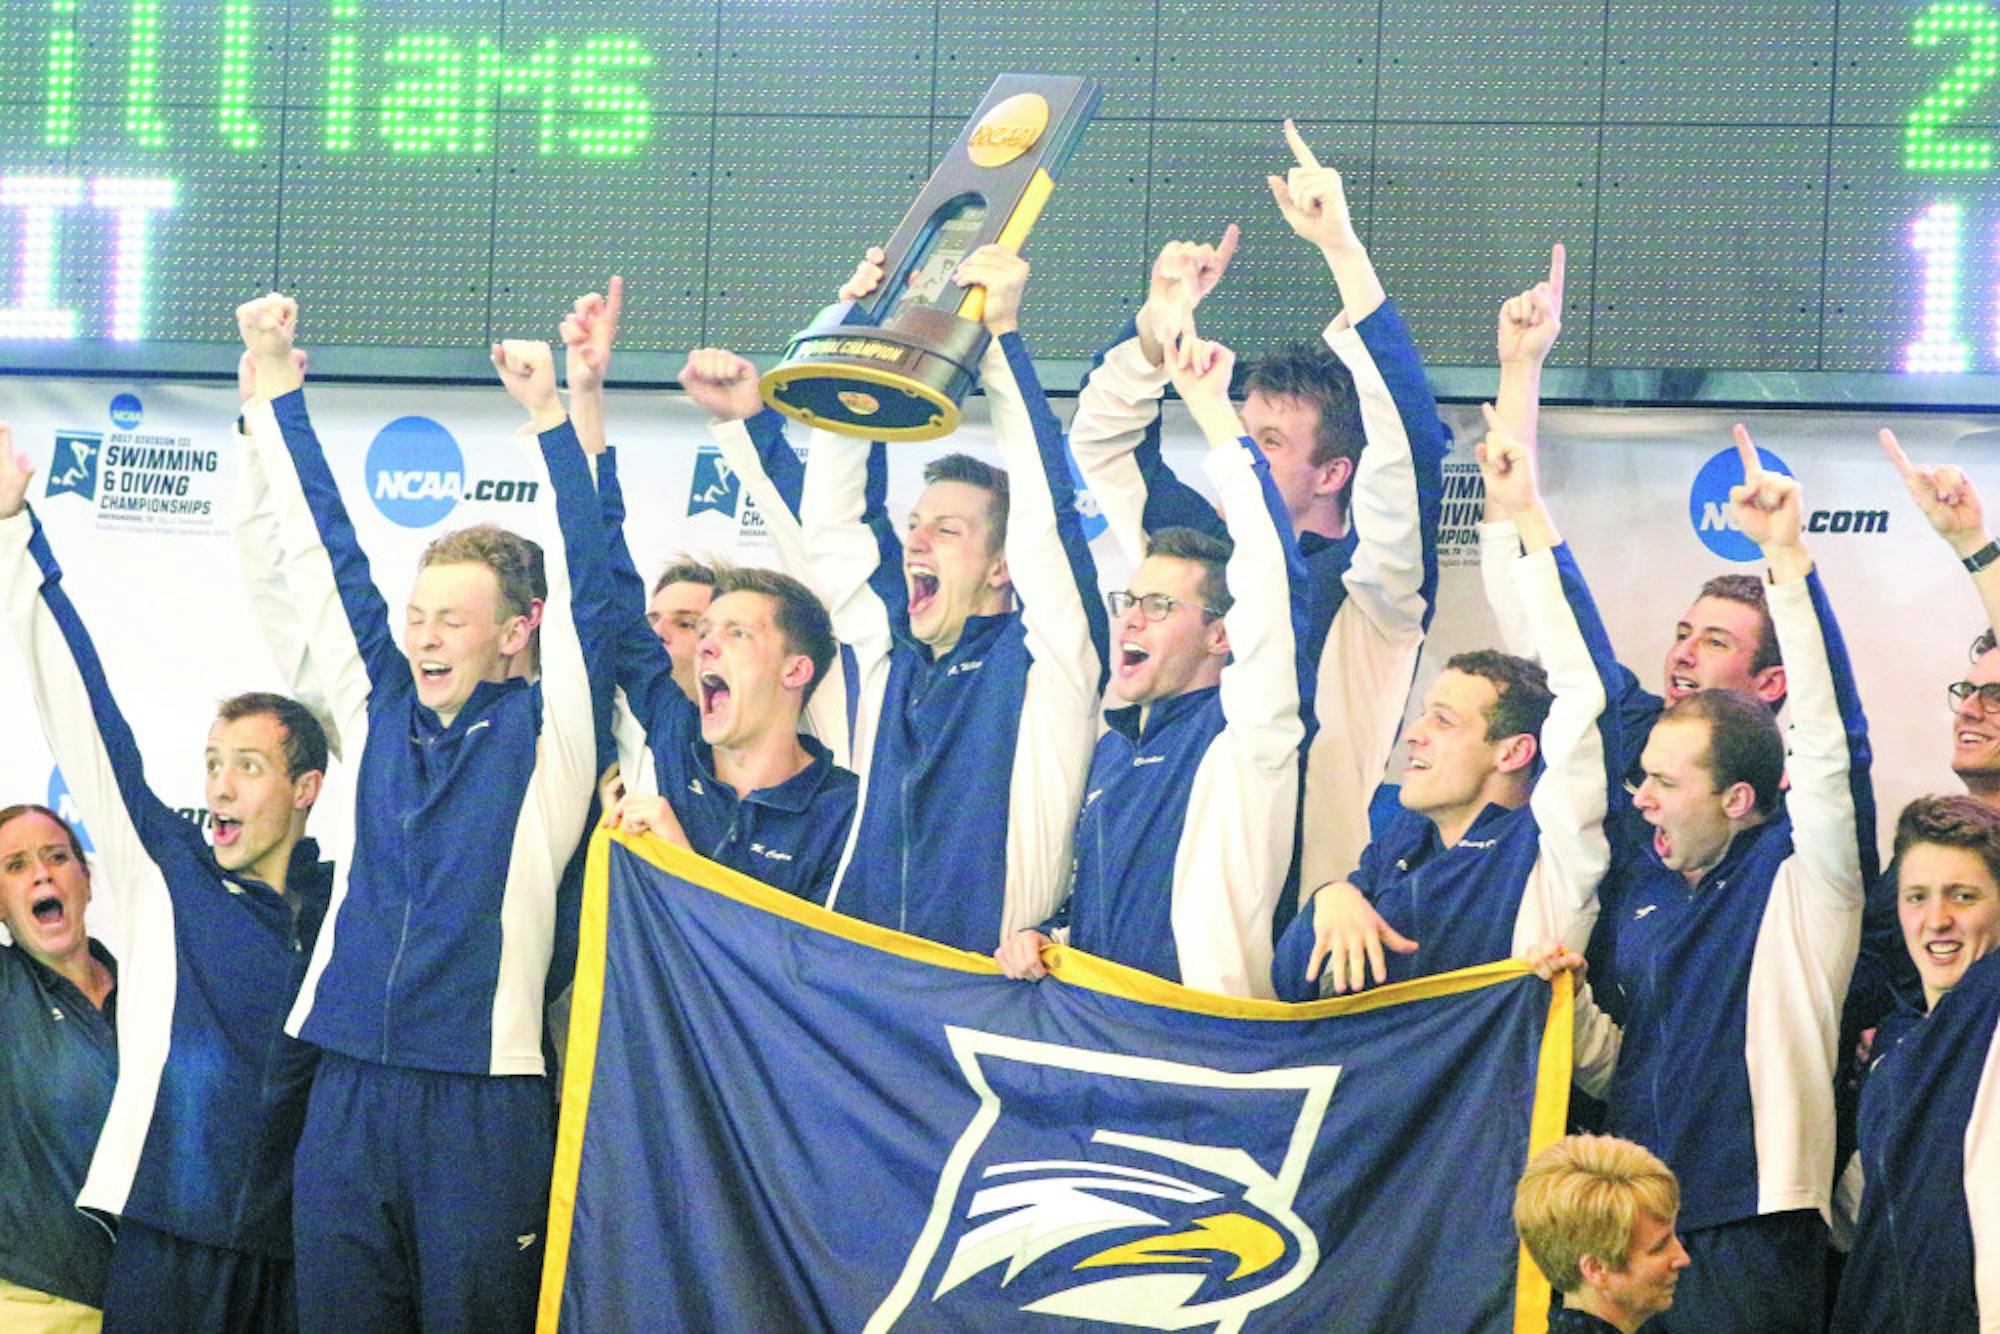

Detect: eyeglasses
1107,590,1222,623
1947,681,2000,713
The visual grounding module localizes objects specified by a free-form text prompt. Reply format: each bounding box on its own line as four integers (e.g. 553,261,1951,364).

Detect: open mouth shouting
699,669,733,726
29,892,67,930
906,564,940,619
416,660,453,691
211,814,244,849
1115,640,1151,679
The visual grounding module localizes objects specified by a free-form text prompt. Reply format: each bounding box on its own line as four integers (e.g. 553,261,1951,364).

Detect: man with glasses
1067,126,1450,902
994,331,1308,998
1880,429,2000,805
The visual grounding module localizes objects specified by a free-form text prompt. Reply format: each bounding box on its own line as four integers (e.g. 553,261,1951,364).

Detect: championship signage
759,75,1100,442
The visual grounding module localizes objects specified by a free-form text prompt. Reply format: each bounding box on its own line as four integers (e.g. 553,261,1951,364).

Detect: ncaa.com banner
0,371,1995,951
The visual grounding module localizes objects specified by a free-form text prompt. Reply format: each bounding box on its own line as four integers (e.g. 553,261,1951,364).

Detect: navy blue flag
541,832,1571,1333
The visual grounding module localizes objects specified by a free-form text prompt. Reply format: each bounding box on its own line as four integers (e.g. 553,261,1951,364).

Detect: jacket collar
1104,685,1220,744
688,734,842,814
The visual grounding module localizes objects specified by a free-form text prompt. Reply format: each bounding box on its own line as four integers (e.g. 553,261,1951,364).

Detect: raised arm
1067,230,1239,565
955,245,1109,707
1734,425,1872,907
680,348,813,576
236,294,404,708
679,349,855,752
1480,408,1618,957
948,245,1108,937
799,253,909,693
231,347,353,760
1480,249,1566,659
490,338,618,857
556,285,694,743
1299,278,1452,890
1179,336,1309,768
1880,427,2000,644
0,431,183,913
1269,118,1382,327
1170,334,1308,996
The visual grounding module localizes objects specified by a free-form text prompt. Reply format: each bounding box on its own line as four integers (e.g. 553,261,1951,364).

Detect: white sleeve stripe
1066,334,1167,567
1324,320,1426,634
987,341,1102,712
1765,577,1864,907
0,515,176,1222
1517,548,1610,954
801,427,894,746
1478,521,1537,660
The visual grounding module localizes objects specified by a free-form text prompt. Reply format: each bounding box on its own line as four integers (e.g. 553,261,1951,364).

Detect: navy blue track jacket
247,389,613,1076
2,507,331,1258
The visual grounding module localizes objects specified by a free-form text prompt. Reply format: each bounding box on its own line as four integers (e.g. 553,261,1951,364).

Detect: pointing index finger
1732,423,1763,482
604,274,624,328
1878,427,1916,479
1282,118,1321,170
1547,242,1566,301
1214,221,1241,270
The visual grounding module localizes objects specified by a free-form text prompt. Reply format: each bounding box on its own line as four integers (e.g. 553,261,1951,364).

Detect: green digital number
1908,1,2000,172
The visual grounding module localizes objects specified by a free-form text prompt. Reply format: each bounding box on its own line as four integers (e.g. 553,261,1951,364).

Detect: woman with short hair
0,803,116,1331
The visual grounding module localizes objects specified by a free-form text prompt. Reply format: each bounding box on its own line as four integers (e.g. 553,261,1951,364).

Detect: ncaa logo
108,393,142,429
1689,444,1793,563
366,417,464,528
45,768,95,853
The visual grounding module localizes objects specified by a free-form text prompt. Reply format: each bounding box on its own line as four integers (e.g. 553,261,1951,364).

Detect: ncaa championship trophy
759,74,1100,442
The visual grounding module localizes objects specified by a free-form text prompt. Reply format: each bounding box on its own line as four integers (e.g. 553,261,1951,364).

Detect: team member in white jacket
1274,405,1622,999
994,329,1309,997
1067,122,1448,901
802,246,1109,951
1534,429,1872,1334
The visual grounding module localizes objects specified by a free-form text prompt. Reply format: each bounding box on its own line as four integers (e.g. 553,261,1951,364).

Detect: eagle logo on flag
869,1027,1339,1332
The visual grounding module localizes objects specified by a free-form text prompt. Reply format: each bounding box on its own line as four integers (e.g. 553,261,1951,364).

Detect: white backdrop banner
0,374,1992,952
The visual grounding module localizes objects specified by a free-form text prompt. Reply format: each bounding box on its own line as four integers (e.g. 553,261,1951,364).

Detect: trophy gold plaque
759,74,1100,442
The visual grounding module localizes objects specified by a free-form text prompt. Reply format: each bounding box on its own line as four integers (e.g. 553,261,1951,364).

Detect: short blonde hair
418,524,544,621
1514,1135,1680,1294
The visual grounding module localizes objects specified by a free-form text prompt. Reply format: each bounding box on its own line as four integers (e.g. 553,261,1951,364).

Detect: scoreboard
2,1,1999,405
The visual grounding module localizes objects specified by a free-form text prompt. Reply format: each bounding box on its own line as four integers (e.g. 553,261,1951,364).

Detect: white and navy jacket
248,389,613,1077
692,407,871,772
808,335,1109,950
1478,522,1907,1039
1060,437,1309,998
1270,543,1623,1000
1069,300,1448,895
1570,570,1871,1235
1832,954,2000,1332
593,446,858,903
1,507,332,1258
